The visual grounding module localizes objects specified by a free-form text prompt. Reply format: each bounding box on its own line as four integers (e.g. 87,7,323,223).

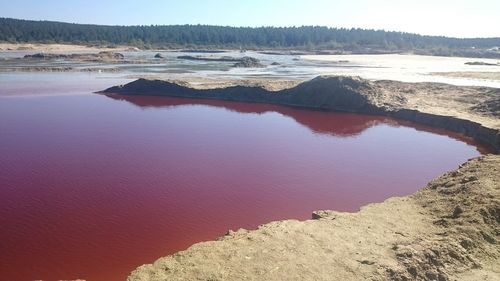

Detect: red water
0,74,487,281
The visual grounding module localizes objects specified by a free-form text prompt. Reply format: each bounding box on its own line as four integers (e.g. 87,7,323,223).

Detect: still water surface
0,73,487,281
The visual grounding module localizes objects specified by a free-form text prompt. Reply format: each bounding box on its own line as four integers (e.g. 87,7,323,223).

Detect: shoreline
128,155,499,281
101,76,500,153
0,42,136,53
100,75,499,280
2,42,500,59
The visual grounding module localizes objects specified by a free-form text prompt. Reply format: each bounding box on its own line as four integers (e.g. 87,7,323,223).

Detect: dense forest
1,18,500,54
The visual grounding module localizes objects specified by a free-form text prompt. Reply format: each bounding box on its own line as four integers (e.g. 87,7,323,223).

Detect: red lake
0,73,488,281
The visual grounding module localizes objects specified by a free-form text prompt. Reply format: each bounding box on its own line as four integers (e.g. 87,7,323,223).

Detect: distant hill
1,18,500,57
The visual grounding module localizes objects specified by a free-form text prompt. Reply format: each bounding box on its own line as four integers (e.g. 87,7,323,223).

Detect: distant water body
0,73,488,281
1,52,500,87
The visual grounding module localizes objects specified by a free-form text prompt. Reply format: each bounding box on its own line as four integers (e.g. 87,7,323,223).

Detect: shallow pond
0,73,488,281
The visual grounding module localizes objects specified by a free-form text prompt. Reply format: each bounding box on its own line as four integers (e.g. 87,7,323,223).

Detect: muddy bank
102,76,500,153
128,155,499,281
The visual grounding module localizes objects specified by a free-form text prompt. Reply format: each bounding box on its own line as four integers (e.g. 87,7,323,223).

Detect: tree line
1,17,499,51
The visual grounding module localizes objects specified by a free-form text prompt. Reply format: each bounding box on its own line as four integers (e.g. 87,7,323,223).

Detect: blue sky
1,0,499,38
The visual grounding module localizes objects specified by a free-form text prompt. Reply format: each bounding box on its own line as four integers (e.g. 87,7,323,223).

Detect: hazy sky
1,0,499,38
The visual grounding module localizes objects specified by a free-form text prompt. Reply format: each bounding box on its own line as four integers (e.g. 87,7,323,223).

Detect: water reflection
104,93,489,152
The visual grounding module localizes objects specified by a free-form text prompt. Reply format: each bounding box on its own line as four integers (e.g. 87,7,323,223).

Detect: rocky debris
311,210,340,220
23,51,124,61
154,53,164,59
465,61,499,66
232,56,264,68
271,62,281,65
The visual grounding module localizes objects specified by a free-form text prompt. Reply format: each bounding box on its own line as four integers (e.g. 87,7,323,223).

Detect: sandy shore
431,71,500,81
0,43,135,52
100,76,500,280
